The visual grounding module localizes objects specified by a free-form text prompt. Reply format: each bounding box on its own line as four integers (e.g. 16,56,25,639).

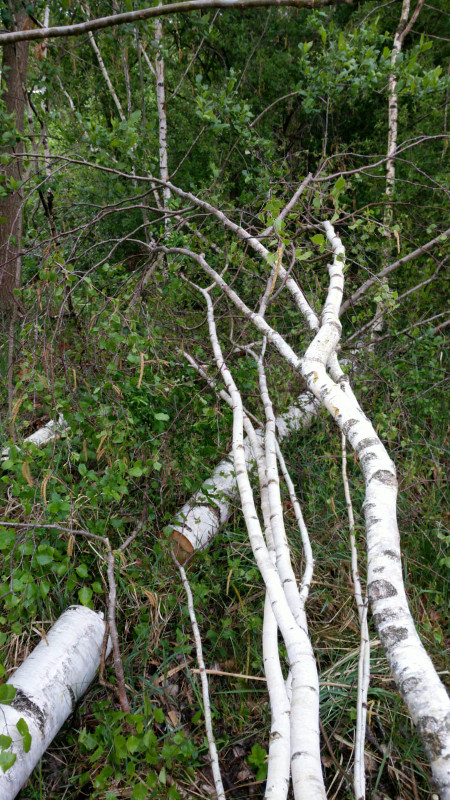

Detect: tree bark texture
0,9,29,315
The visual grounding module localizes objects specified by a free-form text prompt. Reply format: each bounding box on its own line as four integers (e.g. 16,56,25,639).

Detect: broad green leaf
154,413,169,422
16,718,31,753
0,750,16,773
0,684,16,703
78,587,93,606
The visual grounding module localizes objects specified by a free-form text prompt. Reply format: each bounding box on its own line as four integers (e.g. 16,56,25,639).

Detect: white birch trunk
155,17,171,218
0,606,109,800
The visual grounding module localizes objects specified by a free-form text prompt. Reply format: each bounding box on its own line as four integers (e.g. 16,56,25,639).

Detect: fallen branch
0,0,362,45
171,551,226,800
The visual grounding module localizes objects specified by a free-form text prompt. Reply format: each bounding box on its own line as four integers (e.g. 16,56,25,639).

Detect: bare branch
340,229,449,315
0,0,361,45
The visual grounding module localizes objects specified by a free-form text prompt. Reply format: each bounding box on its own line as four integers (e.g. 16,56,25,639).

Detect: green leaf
114,733,128,760
159,766,166,785
127,735,140,754
295,249,313,261
16,718,31,753
35,553,53,565
311,234,325,246
332,176,345,195
0,750,16,773
132,785,148,800
78,587,93,606
0,734,12,749
0,684,16,703
154,413,169,422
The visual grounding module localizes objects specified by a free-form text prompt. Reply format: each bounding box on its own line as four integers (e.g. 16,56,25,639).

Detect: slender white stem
163,181,319,331
83,6,125,121
342,432,370,800
181,347,291,798
175,558,226,800
275,443,313,614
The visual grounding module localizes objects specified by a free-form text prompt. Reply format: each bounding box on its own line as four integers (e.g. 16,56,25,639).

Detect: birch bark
155,16,171,220
0,607,109,800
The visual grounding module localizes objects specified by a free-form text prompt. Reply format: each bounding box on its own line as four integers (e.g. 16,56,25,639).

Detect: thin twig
171,550,226,800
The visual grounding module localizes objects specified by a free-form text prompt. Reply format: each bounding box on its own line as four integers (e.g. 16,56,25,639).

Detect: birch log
1,415,67,461
0,606,109,800
171,391,317,553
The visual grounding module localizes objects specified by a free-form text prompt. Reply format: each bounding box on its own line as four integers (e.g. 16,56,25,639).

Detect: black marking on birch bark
191,502,221,517
343,419,358,435
384,549,400,561
366,518,383,535
379,624,408,649
292,751,308,760
269,731,282,742
9,688,46,736
368,579,397,601
356,438,379,453
373,608,401,626
417,712,450,759
67,684,77,711
325,319,342,332
400,675,420,695
360,451,377,466
373,566,385,573
369,469,397,487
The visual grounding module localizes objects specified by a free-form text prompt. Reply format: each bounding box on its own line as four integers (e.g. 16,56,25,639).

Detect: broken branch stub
0,606,110,800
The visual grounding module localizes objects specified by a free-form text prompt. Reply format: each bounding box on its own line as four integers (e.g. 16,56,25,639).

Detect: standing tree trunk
371,0,423,341
0,6,29,316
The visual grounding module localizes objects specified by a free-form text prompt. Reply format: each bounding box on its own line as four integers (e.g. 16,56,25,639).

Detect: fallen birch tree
153,215,450,798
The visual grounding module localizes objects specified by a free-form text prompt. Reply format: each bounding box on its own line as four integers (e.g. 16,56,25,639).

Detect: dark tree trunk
0,7,29,317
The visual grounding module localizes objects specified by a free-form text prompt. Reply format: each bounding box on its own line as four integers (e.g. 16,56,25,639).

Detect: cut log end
172,530,194,559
